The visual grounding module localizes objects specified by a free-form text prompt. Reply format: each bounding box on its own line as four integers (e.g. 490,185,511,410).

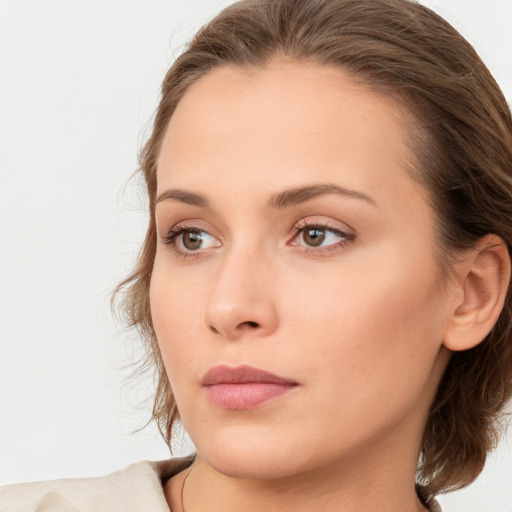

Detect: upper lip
201,364,297,386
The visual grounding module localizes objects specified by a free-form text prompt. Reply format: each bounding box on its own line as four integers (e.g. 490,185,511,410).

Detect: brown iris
182,231,203,250
303,227,326,247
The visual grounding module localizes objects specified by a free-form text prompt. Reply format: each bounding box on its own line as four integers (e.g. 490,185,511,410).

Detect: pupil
183,231,202,250
304,228,325,247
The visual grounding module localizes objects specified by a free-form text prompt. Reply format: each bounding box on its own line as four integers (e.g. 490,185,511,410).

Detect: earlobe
443,234,511,352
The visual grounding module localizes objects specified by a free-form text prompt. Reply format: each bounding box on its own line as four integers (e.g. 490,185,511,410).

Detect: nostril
243,321,260,328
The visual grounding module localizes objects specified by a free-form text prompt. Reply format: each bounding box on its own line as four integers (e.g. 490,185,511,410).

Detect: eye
289,222,354,252
162,225,221,257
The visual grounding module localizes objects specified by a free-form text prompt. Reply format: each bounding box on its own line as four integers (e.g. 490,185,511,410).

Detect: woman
1,0,511,510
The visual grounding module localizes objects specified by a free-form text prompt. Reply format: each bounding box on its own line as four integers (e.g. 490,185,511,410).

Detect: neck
168,438,429,512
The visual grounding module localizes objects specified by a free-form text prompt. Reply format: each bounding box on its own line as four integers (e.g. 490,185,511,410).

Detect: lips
202,364,298,409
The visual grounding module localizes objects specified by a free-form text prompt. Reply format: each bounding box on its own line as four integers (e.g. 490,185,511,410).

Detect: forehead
157,60,420,209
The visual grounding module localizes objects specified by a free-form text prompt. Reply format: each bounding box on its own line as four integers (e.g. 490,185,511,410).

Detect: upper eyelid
160,217,356,241
161,219,218,236
292,217,356,237
291,224,354,243
164,224,219,242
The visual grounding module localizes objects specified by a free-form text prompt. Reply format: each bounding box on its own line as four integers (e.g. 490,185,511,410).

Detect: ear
443,234,511,351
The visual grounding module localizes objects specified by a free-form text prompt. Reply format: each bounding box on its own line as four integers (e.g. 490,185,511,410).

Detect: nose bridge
204,238,278,339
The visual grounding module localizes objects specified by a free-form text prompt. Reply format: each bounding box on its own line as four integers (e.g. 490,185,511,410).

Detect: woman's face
151,62,453,479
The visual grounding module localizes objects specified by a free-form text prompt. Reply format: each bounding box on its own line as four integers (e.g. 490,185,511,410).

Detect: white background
0,1,511,510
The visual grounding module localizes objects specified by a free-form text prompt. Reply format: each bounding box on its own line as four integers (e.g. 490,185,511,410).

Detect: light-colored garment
0,457,193,512
0,456,442,511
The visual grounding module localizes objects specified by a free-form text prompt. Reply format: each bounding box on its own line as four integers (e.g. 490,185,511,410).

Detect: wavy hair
114,0,512,494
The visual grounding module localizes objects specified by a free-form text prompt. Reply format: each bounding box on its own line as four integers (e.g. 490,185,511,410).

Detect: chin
190,423,315,480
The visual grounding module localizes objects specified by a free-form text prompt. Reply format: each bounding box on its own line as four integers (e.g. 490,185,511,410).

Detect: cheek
280,251,445,397
149,258,207,378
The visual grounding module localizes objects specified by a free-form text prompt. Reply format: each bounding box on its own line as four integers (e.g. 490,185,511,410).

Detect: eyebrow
267,183,376,208
155,189,210,208
155,183,376,209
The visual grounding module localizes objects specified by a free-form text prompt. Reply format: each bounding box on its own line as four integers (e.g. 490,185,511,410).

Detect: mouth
201,364,298,410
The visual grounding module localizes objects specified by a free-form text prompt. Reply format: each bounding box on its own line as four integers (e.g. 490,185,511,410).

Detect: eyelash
160,221,355,259
290,220,355,254
161,224,211,260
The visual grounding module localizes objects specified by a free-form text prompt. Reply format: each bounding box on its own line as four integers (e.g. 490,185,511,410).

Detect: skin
150,61,459,512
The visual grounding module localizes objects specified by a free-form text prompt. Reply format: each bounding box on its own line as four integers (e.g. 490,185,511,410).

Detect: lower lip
205,382,296,410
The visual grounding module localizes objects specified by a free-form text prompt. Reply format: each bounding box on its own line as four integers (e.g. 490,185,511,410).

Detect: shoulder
0,457,194,512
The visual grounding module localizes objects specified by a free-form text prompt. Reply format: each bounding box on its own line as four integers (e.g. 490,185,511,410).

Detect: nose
204,245,279,340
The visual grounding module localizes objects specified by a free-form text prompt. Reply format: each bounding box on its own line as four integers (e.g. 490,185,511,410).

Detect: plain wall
0,1,511,510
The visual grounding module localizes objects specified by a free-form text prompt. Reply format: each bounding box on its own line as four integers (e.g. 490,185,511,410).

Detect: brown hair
114,0,512,495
